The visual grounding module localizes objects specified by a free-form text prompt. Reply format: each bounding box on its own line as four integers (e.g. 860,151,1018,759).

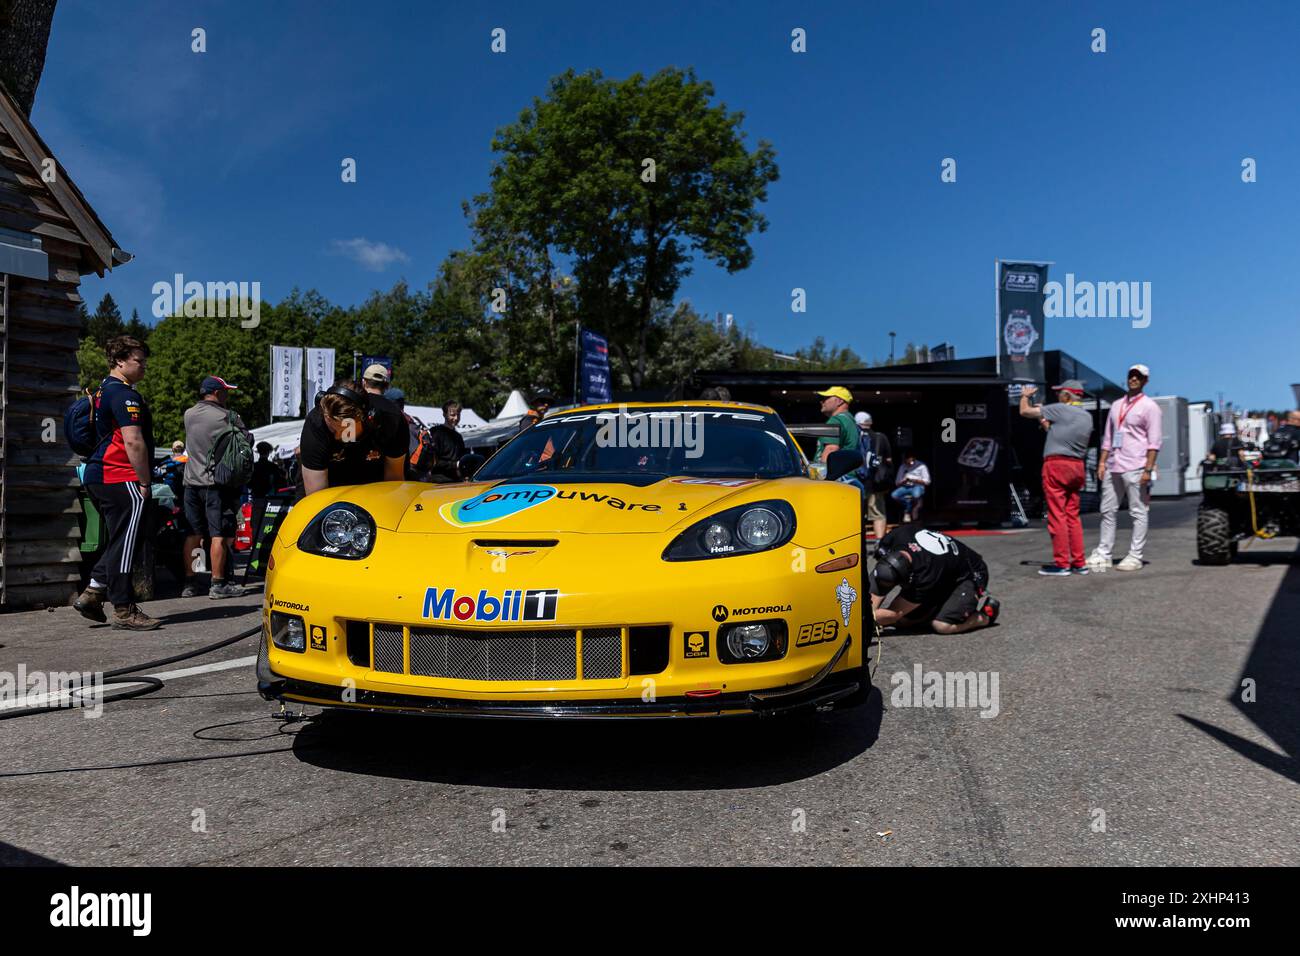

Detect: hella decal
422,587,559,622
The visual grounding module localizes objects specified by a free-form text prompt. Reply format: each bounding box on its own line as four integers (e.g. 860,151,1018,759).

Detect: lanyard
1116,394,1142,431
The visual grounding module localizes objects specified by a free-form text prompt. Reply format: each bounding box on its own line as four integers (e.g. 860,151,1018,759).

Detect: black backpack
64,386,106,459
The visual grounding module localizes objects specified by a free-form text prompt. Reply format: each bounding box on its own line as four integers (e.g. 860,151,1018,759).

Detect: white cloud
328,238,410,272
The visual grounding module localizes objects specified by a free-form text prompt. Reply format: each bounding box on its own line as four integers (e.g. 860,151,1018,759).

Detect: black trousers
87,481,148,608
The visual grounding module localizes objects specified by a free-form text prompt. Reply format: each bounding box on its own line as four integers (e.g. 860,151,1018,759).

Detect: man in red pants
1020,380,1094,576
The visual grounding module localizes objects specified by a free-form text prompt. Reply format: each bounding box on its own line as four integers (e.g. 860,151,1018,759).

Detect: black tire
1197,507,1232,565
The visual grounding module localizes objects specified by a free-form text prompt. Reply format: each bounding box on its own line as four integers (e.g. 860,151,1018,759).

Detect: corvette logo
422,586,559,622
440,485,557,526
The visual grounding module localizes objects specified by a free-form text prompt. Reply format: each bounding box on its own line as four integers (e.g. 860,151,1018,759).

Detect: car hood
393,477,778,535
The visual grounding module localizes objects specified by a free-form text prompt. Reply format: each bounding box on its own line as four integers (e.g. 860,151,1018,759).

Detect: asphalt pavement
2,496,1296,866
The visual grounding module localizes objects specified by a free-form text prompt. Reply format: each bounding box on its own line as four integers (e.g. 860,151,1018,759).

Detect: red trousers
1042,455,1086,568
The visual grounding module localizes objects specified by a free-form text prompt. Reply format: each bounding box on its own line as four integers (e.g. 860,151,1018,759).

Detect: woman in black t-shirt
297,383,407,497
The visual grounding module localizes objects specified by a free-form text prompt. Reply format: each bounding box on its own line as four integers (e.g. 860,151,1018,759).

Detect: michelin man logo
835,577,857,627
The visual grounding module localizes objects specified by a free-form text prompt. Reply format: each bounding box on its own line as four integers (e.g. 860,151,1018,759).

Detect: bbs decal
796,619,839,647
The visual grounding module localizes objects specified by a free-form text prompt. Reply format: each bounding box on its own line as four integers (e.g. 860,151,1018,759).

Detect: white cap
854,411,872,426
1128,363,1150,379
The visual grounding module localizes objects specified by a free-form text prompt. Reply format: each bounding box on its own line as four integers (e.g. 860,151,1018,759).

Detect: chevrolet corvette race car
257,401,870,718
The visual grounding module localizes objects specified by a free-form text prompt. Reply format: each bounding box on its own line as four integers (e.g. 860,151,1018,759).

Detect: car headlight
662,500,796,561
718,620,788,664
298,502,376,559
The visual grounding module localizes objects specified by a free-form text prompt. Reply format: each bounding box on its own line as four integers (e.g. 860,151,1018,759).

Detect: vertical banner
270,345,303,418
578,328,611,405
996,260,1049,383
305,347,335,406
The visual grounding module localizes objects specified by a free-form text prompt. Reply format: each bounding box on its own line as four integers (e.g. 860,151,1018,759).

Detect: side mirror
458,453,486,480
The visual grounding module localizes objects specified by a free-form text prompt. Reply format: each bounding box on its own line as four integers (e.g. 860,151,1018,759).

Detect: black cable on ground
0,623,262,721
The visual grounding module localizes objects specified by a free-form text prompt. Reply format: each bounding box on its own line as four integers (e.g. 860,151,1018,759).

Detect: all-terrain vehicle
1197,431,1300,564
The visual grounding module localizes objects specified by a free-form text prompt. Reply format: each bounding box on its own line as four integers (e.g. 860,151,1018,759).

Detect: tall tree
87,292,124,346
124,307,149,342
0,0,57,116
469,68,778,389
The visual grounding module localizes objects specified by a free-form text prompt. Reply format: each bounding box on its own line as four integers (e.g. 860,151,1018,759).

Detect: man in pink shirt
1089,363,1163,571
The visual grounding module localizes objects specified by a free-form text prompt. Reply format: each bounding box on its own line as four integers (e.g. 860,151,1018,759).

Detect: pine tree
87,293,125,346
124,307,149,342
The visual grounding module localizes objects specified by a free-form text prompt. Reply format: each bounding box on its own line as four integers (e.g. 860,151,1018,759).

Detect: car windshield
476,406,805,481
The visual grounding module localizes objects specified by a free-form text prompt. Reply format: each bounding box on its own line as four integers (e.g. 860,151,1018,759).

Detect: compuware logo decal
440,484,557,526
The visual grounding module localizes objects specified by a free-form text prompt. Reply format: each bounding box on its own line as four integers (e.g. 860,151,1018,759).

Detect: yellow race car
257,401,869,718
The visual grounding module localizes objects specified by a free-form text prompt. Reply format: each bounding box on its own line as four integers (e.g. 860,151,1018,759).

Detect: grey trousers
1097,469,1151,560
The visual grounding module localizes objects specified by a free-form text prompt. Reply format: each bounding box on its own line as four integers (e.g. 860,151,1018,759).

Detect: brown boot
74,586,108,623
111,604,161,631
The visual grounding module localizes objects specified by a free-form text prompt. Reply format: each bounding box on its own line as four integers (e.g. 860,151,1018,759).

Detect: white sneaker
1115,555,1143,571
1087,549,1110,569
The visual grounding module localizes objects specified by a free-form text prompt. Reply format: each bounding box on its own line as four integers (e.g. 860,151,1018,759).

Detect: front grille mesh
368,624,629,682
409,627,578,681
373,624,404,673
581,628,622,679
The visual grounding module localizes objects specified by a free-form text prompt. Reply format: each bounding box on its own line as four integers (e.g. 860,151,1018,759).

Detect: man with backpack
854,410,893,543
183,375,253,599
72,335,161,630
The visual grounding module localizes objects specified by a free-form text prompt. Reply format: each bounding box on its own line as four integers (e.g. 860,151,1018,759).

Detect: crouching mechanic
869,525,1000,634
298,381,407,497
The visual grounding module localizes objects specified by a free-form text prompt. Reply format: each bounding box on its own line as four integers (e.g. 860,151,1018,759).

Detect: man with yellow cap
814,386,860,464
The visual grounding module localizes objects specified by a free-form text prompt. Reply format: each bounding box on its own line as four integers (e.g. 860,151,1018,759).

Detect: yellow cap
816,386,853,404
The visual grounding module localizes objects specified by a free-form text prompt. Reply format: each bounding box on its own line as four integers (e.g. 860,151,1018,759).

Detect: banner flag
270,345,303,418
578,329,611,405
305,348,335,407
996,261,1049,383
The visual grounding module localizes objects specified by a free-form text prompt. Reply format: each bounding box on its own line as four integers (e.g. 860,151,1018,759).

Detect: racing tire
1196,507,1232,565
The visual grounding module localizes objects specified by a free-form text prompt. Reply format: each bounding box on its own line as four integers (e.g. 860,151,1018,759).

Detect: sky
31,0,1300,410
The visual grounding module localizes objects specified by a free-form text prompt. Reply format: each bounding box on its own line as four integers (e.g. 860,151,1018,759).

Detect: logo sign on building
579,328,612,405
270,346,303,417
996,260,1048,382
305,348,335,406
956,403,987,420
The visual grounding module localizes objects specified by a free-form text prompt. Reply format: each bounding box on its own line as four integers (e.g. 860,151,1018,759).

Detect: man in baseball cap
1020,379,1093,575
361,364,391,394
1092,363,1162,571
199,375,239,396
183,373,251,599
852,410,893,541
814,387,859,465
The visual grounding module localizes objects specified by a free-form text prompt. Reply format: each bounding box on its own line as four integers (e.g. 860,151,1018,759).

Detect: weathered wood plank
1,465,83,489
3,516,81,541
0,540,81,564
1,489,80,515
1,564,83,586
1,581,81,608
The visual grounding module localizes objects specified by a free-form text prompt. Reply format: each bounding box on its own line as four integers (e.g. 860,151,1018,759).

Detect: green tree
124,307,149,342
87,292,125,346
468,67,778,389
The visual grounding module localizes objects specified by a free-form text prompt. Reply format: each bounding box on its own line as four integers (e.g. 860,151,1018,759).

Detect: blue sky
33,0,1300,409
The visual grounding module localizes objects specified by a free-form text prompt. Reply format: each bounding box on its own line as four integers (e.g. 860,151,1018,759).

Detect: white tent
495,389,530,420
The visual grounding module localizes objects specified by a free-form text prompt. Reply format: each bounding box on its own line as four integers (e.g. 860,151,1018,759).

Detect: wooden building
0,82,131,608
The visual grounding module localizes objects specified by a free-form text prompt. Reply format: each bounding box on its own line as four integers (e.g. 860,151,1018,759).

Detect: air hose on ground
0,623,262,721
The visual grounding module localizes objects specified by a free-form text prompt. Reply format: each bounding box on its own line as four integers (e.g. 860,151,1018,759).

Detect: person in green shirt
814,386,860,463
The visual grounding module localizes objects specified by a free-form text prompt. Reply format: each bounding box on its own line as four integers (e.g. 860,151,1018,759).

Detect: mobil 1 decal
422,586,559,623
